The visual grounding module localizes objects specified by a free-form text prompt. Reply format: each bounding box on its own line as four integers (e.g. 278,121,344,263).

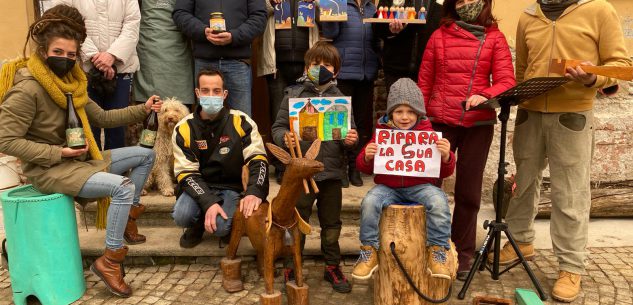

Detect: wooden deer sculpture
221,134,323,305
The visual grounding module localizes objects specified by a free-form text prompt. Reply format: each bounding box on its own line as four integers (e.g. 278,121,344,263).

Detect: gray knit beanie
387,78,426,118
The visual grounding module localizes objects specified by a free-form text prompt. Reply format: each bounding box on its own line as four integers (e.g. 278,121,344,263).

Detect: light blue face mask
199,95,224,115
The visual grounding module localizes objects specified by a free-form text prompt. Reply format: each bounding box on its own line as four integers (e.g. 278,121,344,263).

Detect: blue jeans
172,189,240,237
359,184,451,249
194,58,252,116
88,73,133,150
77,147,155,250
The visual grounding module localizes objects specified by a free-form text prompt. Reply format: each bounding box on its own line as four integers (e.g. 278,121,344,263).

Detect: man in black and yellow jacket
171,68,269,248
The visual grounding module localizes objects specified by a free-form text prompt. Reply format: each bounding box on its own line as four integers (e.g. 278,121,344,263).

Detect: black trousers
296,179,343,266
337,79,374,170
432,123,494,271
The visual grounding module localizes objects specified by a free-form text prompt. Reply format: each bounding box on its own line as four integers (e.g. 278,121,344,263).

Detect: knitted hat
387,78,426,118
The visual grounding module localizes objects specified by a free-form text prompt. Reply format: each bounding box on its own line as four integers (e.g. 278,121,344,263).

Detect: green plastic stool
1,185,85,305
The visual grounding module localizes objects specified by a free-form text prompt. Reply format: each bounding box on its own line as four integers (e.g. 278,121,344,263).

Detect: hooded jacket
515,0,632,113
356,116,455,188
0,68,147,195
271,79,357,181
418,22,515,127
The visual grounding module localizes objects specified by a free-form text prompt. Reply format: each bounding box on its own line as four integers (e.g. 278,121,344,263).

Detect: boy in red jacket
351,78,456,280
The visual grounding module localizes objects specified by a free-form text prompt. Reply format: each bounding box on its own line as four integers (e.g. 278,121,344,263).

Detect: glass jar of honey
209,12,226,33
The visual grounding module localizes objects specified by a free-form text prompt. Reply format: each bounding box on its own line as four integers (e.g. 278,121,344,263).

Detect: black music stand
457,77,570,301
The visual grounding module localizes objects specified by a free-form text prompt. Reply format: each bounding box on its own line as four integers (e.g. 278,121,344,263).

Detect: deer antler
285,132,319,194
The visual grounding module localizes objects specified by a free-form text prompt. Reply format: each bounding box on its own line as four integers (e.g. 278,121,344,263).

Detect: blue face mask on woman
199,95,224,115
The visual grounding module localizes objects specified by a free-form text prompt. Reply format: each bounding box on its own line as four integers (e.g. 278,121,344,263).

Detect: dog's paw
141,189,149,196
161,188,175,197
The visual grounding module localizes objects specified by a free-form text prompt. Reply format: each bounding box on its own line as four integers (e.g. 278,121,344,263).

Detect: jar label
66,128,86,147
210,19,226,32
140,129,157,147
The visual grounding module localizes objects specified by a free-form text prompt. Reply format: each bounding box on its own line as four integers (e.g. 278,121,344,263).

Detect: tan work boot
427,245,451,280
552,271,582,302
487,241,535,265
352,245,378,280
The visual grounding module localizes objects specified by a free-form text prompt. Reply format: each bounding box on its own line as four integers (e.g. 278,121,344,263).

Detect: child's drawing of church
289,96,351,141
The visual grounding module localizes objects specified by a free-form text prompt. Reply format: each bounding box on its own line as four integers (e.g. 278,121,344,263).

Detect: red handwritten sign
373,129,442,178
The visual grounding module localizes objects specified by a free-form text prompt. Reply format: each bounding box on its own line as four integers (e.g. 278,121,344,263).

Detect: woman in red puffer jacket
417,0,515,281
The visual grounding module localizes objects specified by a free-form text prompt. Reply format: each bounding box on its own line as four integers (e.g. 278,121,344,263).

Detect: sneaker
552,271,582,302
352,246,378,280
348,169,363,187
179,224,204,248
487,241,535,265
324,265,352,293
427,246,451,279
284,267,296,283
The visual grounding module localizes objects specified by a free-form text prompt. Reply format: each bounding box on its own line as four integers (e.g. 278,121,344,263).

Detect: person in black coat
373,0,443,89
172,0,266,116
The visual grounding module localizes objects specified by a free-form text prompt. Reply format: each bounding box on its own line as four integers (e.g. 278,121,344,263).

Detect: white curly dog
143,97,190,196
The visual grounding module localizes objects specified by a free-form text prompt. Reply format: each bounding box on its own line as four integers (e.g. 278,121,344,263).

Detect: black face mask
46,56,76,78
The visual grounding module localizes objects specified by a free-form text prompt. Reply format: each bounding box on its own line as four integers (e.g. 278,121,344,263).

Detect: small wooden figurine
222,133,323,305
408,7,416,19
418,7,426,20
365,5,426,24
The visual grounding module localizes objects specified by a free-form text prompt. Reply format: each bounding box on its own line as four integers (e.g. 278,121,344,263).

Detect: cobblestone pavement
1,247,633,305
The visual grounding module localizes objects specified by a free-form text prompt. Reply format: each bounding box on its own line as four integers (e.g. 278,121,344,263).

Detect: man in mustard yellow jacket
490,0,632,302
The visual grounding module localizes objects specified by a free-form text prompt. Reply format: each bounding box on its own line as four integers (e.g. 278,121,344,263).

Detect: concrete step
78,224,362,262
79,175,374,227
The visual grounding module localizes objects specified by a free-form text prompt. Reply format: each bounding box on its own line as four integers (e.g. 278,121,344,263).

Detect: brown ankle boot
124,204,146,244
91,246,132,297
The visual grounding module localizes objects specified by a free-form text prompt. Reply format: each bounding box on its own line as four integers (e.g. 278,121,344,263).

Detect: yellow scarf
0,55,110,229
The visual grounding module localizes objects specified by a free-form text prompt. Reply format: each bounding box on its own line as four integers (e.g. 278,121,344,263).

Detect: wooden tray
363,18,426,24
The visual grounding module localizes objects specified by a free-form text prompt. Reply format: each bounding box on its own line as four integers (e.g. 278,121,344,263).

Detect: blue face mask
199,95,224,115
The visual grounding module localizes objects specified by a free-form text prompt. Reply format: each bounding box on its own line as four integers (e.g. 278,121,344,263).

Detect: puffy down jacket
52,0,141,73
320,0,379,81
417,22,515,127
356,116,455,188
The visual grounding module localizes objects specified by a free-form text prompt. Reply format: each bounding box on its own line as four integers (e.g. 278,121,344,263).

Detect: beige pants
506,109,593,274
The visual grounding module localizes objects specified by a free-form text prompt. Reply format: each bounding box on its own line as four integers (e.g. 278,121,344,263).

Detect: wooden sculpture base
286,282,309,305
374,205,456,305
260,291,282,305
220,257,244,292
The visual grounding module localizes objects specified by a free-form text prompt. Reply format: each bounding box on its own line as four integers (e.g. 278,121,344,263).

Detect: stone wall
373,61,633,205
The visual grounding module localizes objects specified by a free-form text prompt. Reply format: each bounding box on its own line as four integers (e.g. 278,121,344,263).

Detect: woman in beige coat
52,0,141,150
0,5,160,298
